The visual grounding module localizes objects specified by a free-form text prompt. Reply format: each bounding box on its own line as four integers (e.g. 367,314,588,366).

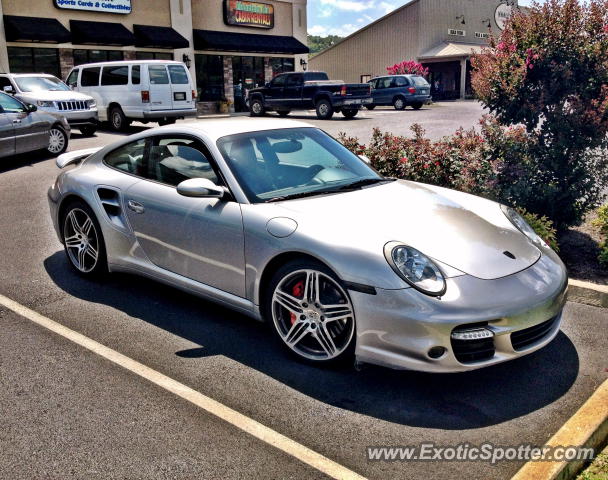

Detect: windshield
217,127,383,203
14,76,70,92
411,76,429,86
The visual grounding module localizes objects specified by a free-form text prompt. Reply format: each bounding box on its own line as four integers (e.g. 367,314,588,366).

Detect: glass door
232,56,265,112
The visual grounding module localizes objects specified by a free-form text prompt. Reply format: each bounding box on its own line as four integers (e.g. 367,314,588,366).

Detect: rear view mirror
272,140,303,154
177,178,224,199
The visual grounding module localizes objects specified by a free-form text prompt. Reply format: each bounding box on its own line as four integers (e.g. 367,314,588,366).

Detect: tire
315,99,334,120
79,125,97,137
365,105,376,110
277,110,291,117
109,106,130,132
47,126,68,156
61,200,107,277
412,102,423,110
159,118,176,126
249,97,265,117
393,96,406,110
264,259,356,366
342,108,358,119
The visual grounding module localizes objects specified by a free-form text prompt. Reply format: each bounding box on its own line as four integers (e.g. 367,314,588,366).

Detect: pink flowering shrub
386,60,429,77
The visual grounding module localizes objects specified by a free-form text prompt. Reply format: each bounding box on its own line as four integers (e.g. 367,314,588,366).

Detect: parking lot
1,102,607,480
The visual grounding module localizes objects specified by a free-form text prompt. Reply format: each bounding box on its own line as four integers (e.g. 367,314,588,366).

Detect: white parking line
0,293,366,480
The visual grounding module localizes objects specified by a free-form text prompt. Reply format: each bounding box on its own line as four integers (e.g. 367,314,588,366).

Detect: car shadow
268,112,368,122
44,251,579,430
0,149,55,174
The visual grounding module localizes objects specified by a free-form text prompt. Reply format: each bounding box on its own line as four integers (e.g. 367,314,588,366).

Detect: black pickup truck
247,71,372,119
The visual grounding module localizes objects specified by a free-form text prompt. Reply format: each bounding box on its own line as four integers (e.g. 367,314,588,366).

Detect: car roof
372,74,421,79
158,118,316,142
1,73,57,78
73,60,184,68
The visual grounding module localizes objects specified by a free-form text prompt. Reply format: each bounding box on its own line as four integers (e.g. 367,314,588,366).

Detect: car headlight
37,100,54,108
384,242,446,296
87,99,96,108
500,205,547,248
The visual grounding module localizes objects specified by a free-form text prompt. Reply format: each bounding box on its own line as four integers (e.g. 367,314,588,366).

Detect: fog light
451,328,494,341
428,346,447,359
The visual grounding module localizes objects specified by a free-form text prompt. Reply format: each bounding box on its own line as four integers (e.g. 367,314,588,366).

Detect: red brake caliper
290,280,305,325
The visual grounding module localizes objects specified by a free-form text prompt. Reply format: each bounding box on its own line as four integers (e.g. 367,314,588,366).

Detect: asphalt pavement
0,103,606,480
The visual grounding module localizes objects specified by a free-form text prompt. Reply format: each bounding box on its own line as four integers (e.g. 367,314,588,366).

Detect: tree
386,60,429,76
471,0,608,228
307,35,343,57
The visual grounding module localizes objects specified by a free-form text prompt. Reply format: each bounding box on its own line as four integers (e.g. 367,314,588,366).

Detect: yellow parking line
0,293,366,480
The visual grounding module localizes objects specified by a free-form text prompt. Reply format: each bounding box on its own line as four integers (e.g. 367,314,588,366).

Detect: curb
510,379,608,480
567,279,608,308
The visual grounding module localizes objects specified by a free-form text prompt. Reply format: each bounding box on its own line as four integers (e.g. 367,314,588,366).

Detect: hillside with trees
307,35,343,57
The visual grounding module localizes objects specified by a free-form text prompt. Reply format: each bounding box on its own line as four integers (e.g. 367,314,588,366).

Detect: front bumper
352,250,568,372
143,108,197,119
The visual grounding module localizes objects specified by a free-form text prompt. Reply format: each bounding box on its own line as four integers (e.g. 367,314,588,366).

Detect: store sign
54,0,132,14
224,0,274,29
495,3,513,30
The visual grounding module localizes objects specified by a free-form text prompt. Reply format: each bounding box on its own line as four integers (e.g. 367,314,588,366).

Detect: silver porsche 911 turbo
48,118,568,372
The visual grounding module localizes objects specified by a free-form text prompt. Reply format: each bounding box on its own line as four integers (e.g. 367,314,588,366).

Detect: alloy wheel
252,101,262,114
271,269,355,361
48,128,66,154
63,208,100,273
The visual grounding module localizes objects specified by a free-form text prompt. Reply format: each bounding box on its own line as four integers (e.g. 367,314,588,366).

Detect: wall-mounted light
300,58,308,71
182,54,192,69
482,18,491,28
455,15,466,25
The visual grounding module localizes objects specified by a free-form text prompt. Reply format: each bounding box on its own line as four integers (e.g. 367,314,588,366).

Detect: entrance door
233,56,265,112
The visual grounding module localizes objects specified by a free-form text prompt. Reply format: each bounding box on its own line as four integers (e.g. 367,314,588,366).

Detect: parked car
367,74,432,110
65,60,197,132
0,73,98,136
48,118,567,372
247,72,372,119
0,91,69,158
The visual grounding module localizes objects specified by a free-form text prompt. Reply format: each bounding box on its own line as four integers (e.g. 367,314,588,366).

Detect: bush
471,0,608,229
386,60,429,76
593,204,608,266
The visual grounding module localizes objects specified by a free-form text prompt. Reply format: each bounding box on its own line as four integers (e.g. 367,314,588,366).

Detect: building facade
0,0,308,112
309,0,519,100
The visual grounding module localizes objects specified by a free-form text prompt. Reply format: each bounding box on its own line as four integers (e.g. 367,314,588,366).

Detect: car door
0,109,15,158
147,65,173,112
264,74,287,108
123,134,246,297
0,92,48,152
167,64,193,110
374,77,391,104
283,73,303,108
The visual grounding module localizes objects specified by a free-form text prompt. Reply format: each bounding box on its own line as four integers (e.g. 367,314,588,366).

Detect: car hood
17,90,93,102
269,180,541,280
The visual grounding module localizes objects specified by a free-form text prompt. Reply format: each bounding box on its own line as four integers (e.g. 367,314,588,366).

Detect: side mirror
69,83,76,90
25,103,37,113
358,154,371,165
177,178,224,199
3,86,15,94
265,82,270,88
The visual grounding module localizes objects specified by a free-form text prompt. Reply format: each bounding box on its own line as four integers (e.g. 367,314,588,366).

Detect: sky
307,0,542,37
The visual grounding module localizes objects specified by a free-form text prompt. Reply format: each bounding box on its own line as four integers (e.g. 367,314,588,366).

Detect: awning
4,15,71,43
418,42,485,60
193,30,309,54
70,20,134,46
134,25,189,49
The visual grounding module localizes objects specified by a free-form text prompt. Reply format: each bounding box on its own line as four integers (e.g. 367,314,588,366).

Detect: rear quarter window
101,66,129,86
131,65,141,85
411,76,429,86
81,67,100,87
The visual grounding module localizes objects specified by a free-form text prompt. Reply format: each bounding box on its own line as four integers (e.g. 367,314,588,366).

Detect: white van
66,60,197,131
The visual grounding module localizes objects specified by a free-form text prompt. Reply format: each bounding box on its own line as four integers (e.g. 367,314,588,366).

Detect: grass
576,445,608,480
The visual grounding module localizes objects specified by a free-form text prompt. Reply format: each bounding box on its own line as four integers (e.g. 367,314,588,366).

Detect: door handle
12,119,21,124
127,200,145,214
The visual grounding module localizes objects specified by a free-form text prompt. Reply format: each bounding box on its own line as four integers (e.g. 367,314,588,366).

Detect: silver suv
0,73,98,136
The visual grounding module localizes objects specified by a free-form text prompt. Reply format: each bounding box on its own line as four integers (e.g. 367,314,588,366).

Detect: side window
103,139,147,175
0,93,25,113
101,65,129,86
66,69,79,87
271,75,287,87
395,76,409,87
148,65,169,85
0,77,13,91
131,65,141,85
285,74,303,87
81,67,100,87
376,78,386,89
147,137,219,186
167,65,189,85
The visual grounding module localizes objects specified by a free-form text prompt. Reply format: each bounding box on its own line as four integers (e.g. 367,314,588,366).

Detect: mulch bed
558,209,608,285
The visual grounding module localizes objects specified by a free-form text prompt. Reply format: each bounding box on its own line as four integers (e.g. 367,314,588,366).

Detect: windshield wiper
335,177,394,191
265,189,340,203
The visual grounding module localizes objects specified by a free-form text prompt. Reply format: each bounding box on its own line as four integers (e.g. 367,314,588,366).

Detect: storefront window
136,52,174,61
232,56,265,112
195,54,224,102
8,47,60,77
73,49,124,66
270,57,295,77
